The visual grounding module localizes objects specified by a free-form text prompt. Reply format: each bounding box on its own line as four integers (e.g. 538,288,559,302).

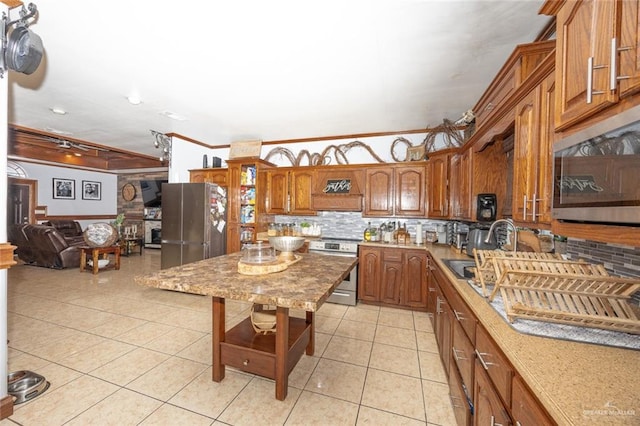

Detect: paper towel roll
416,223,423,244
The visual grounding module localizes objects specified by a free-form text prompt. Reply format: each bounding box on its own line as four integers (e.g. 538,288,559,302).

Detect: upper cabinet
426,152,450,218
543,0,640,131
449,148,472,221
513,65,555,226
264,168,315,216
189,168,229,186
364,164,426,217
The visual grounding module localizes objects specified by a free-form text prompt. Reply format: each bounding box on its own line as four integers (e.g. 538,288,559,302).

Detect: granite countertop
135,252,357,312
360,241,640,425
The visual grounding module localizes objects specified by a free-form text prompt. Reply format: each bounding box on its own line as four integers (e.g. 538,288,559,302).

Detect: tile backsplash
566,239,640,278
273,211,449,241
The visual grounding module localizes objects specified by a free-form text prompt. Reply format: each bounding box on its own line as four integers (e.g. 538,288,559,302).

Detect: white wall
16,162,118,219
170,131,457,180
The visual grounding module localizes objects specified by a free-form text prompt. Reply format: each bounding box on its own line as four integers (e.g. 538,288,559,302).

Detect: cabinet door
364,168,394,216
555,0,617,130
449,360,472,426
512,375,554,426
358,247,381,302
450,150,472,220
619,0,640,97
475,325,513,407
380,250,402,305
452,320,475,401
427,155,449,218
402,250,427,308
396,166,427,217
266,170,289,214
535,72,556,224
426,256,438,319
473,360,511,426
289,170,315,215
435,285,452,377
513,87,541,222
190,169,229,186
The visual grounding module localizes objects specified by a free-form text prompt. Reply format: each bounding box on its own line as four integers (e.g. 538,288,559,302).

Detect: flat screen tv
140,180,167,207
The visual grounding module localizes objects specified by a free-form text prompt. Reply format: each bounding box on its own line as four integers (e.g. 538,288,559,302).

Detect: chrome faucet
484,218,518,252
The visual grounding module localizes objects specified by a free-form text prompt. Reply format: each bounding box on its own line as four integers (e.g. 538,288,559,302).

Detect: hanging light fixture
0,3,43,78
150,130,172,163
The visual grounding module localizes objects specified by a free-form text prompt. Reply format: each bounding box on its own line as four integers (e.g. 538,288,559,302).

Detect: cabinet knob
243,359,249,366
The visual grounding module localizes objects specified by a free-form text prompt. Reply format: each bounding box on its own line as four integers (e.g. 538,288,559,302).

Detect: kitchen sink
441,258,477,280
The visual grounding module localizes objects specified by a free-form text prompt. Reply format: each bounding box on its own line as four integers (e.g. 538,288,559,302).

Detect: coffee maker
476,193,497,222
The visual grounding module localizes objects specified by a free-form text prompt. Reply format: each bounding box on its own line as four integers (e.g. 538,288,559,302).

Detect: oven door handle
331,291,352,297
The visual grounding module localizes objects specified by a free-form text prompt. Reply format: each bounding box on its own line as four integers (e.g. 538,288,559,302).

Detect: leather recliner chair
43,220,85,245
12,224,82,269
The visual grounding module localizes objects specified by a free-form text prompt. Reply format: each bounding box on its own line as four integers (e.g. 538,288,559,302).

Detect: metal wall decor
150,130,172,163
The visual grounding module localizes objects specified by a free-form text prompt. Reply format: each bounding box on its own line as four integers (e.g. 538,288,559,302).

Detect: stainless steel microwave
553,105,640,225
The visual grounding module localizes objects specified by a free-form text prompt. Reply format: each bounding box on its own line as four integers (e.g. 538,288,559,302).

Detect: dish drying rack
498,271,640,334
470,249,640,334
471,249,564,297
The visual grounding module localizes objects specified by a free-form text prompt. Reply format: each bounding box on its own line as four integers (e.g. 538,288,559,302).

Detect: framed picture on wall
53,178,75,200
82,180,101,200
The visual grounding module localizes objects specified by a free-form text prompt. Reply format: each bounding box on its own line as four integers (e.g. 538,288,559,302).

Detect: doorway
7,178,37,227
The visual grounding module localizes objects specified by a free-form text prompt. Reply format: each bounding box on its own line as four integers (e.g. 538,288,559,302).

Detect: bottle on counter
364,222,372,242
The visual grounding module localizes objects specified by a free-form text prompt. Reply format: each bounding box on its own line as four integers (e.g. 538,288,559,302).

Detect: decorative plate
83,222,118,247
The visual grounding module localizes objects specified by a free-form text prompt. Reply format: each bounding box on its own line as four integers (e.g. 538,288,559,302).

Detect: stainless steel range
308,238,359,306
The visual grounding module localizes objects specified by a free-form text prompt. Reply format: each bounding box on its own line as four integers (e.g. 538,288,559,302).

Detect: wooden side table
120,237,144,256
79,245,121,274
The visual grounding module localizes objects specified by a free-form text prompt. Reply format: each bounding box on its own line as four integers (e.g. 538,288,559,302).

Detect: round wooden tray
237,254,302,275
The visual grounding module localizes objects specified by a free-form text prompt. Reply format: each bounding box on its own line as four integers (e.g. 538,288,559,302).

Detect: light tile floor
3,250,455,425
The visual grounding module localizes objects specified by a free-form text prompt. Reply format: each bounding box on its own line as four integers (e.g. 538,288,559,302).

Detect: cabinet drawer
449,289,477,344
475,325,513,407
382,249,403,262
449,360,472,426
452,320,474,398
220,343,275,378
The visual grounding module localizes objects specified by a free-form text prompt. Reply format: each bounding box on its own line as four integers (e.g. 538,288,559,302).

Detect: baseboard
0,395,14,420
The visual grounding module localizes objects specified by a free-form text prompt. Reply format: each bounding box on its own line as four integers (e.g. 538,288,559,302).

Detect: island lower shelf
220,316,312,378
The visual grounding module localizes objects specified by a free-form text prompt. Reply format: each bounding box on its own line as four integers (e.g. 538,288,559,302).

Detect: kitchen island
135,251,357,400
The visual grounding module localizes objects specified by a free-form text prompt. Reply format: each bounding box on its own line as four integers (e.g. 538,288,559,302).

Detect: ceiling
7,0,550,170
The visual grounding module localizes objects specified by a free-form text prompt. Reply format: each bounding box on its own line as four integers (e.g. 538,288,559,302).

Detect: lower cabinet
512,376,555,426
428,258,555,426
474,360,511,426
357,246,428,309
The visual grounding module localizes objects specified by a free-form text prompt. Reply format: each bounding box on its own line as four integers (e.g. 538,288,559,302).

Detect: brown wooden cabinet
264,168,315,215
428,258,554,425
189,168,229,186
364,164,426,217
449,149,472,220
358,246,382,303
512,68,555,226
512,376,555,426
544,0,640,131
357,246,428,309
427,153,450,218
473,360,511,426
380,249,403,305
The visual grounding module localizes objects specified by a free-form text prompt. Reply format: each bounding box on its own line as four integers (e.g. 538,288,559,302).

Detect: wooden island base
212,297,315,400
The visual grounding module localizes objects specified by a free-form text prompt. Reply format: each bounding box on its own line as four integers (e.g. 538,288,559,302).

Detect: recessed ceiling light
127,95,142,105
161,111,187,121
44,127,73,135
50,107,67,115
